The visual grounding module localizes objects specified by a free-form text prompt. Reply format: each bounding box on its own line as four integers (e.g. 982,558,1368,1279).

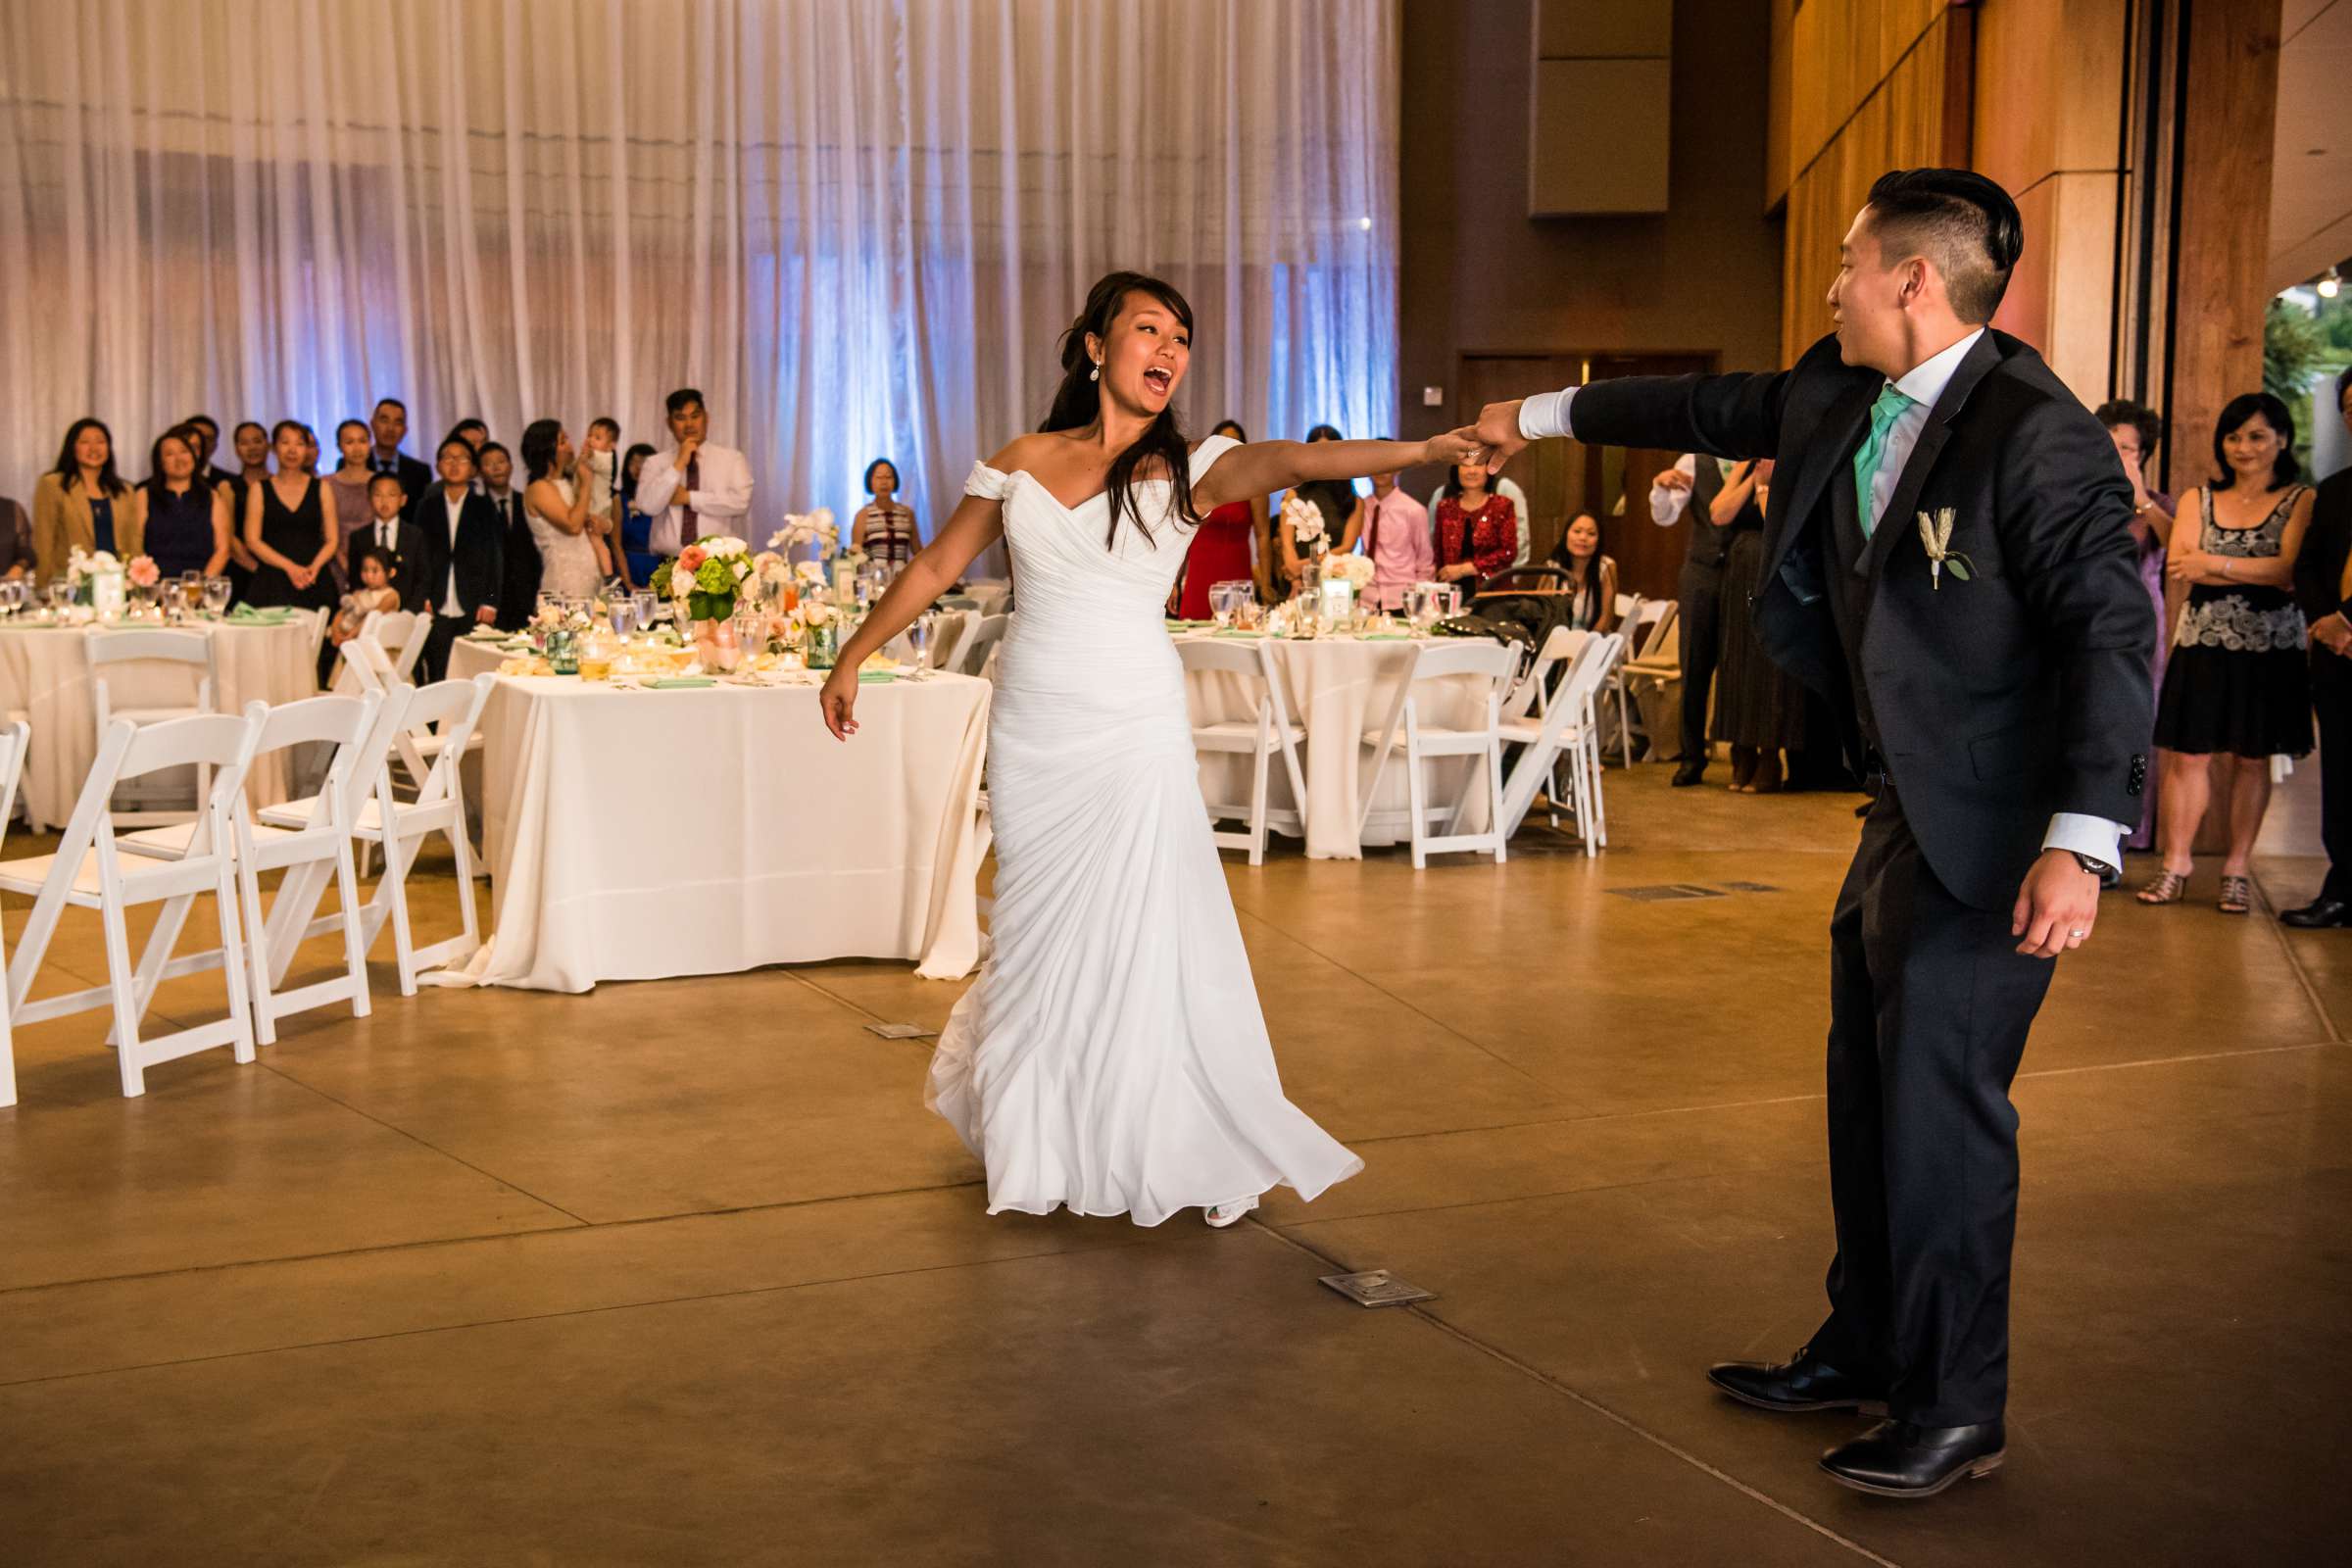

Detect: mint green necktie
1851,384,1916,538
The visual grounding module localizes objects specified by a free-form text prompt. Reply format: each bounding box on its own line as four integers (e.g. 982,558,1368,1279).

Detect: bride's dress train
926,433,1362,1225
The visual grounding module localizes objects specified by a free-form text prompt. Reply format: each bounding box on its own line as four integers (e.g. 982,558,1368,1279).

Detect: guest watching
2096,398,2176,857
416,436,504,680
2285,368,2352,928
1649,455,1732,786
614,442,660,590
1359,460,1431,612
579,416,623,575
1428,466,1531,569
634,387,753,559
368,397,432,506
1180,417,1271,613
327,545,404,657
855,458,920,569
352,472,429,613
2140,393,2316,914
183,415,239,491
485,441,539,627
327,418,378,585
519,419,602,599
0,488,30,579
1431,459,1515,594
445,418,489,456
33,417,136,579
1279,424,1363,594
241,420,341,615
1546,513,1618,633
131,425,231,581
1707,458,1805,793
219,418,270,589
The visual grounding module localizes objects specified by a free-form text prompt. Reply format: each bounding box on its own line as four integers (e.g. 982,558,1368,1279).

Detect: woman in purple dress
2098,400,2175,855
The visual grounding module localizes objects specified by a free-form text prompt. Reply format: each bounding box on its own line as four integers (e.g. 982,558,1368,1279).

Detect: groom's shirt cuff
2043,811,2126,869
1519,387,1580,443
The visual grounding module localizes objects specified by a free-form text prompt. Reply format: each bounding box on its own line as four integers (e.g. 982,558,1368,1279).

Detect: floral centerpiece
1280,494,1326,557
769,509,838,561
66,547,129,618
794,595,842,668
1319,550,1374,627
651,534,755,667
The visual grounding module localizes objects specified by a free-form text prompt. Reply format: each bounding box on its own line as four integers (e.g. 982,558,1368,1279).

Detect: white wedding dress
926,433,1363,1225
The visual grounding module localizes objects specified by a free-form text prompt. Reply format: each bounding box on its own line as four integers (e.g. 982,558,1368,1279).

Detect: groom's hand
2011,850,2098,958
1474,400,1530,474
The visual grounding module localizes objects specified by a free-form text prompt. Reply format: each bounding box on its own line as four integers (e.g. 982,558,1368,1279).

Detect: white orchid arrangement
66,547,122,588
1281,494,1326,549
793,559,826,588
769,509,839,557
752,551,793,591
1328,553,1375,591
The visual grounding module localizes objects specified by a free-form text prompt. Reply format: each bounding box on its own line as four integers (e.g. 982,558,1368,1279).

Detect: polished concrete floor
1,763,2345,1565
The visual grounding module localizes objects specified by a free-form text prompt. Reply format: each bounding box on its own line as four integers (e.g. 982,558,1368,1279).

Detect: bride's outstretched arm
821,492,1004,739
1193,428,1487,514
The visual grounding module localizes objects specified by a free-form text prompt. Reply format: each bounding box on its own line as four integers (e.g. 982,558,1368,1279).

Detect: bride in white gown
823,271,1489,1227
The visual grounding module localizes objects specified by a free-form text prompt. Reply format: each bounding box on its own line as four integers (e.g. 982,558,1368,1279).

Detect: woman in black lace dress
2141,393,2316,914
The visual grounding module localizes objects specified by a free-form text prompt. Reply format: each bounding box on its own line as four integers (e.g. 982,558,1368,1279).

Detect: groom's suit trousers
1812,781,2055,1427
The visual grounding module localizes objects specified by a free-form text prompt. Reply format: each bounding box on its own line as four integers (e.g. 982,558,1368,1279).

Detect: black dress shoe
2281,897,2352,928
1671,761,1706,787
1820,1419,2005,1498
1706,1348,1886,1414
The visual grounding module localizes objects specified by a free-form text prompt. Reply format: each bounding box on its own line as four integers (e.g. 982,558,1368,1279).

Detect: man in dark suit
1647,455,1732,783
480,440,542,631
2284,367,2352,927
1477,169,2154,1498
354,472,430,613
416,436,504,681
368,397,435,515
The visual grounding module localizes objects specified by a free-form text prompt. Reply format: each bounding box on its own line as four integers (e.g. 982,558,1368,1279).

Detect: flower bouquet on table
1323,552,1374,628
794,594,841,669
65,547,126,620
653,535,755,670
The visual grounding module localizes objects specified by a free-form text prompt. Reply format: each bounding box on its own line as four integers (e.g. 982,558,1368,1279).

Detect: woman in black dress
2141,393,2316,914
1710,458,1805,793
240,419,342,617
132,425,232,581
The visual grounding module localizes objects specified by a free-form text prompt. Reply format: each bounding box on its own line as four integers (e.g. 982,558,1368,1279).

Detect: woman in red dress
1175,417,1270,616
1433,462,1518,595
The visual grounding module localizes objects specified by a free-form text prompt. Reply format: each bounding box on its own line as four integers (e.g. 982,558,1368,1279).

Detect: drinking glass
609,597,638,638
203,577,232,616
906,612,934,676
633,590,659,633
178,571,203,613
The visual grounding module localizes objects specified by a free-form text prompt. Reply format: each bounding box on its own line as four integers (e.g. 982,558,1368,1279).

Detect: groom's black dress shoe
1705,1348,1886,1414
1820,1419,2005,1498
2281,897,2352,928
1671,761,1707,787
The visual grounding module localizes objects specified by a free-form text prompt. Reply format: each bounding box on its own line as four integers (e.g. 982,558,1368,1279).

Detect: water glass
609,597,638,638
203,577,232,616
907,612,934,675
178,571,203,613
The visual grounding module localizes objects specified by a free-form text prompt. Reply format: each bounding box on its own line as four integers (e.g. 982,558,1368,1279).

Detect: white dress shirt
1650,453,1698,525
1425,474,1531,567
1519,341,2127,869
439,490,466,617
634,443,753,556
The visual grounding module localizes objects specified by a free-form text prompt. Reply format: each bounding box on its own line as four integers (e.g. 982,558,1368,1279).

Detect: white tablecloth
1178,632,1493,859
0,619,320,830
434,645,992,992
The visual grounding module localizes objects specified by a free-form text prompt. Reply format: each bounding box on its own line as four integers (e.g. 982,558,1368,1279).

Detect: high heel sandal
2135,869,2188,906
2218,875,2252,916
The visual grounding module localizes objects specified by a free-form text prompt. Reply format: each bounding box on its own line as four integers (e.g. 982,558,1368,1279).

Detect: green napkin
226,606,296,625
858,670,899,684
1164,619,1213,629
1358,633,1412,641
1211,629,1266,638
645,676,716,689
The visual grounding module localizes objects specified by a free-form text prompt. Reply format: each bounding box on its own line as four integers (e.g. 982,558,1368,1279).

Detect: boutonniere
1916,508,1977,589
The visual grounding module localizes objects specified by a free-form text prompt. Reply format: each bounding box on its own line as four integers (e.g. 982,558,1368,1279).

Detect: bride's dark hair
1042,270,1200,549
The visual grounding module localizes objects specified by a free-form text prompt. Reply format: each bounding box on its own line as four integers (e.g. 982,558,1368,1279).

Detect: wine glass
203,576,232,617
633,590,659,634
906,612,934,677
609,596,638,638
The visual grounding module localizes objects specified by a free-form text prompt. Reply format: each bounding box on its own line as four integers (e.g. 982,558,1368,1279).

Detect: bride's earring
1090,363,1101,382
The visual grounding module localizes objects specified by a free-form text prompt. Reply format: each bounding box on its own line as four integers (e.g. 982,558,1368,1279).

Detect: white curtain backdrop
0,0,1399,554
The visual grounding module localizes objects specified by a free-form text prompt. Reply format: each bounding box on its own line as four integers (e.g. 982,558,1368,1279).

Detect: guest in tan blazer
32,417,140,580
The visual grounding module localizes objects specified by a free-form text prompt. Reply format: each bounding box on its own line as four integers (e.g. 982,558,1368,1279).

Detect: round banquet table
1175,630,1497,859
0,617,321,830
434,639,992,992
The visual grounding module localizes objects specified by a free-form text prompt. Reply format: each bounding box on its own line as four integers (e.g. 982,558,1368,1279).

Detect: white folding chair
0,721,31,1106
85,627,218,825
1503,625,1588,723
365,610,428,682
0,710,264,1098
1358,639,1516,868
120,692,388,1048
1498,633,1619,854
1607,599,1674,763
958,612,1008,677
1177,639,1308,865
259,674,491,995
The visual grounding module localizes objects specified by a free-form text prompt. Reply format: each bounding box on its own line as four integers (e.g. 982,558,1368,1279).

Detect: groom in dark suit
1476,170,2154,1498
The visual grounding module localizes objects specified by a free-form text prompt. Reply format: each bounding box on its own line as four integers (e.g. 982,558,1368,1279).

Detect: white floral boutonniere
1916,508,1977,589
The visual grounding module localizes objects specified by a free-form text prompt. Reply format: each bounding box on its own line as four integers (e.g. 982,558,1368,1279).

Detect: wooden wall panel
1777,0,1948,201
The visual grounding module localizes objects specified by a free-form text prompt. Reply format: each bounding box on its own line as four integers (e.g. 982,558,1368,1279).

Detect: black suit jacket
1571,329,2155,910
492,492,543,631
416,488,504,619
2291,468,2352,624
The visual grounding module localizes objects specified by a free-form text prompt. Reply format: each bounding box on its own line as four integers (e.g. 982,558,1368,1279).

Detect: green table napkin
645,676,716,689
225,606,297,625
858,670,899,684
1210,629,1266,639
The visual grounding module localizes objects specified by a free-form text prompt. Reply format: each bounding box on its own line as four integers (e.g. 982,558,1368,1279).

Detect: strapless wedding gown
926,433,1362,1225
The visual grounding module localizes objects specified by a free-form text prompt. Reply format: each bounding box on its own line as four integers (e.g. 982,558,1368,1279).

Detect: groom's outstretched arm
1474,335,1844,469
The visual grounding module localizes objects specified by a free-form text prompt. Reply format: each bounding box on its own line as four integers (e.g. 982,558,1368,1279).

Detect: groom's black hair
1863,168,2023,325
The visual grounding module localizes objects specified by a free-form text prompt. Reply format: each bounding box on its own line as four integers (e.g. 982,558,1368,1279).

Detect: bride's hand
1421,425,1489,470
820,666,859,740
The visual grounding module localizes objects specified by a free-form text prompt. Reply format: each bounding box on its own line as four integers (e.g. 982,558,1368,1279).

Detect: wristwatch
2069,851,2117,879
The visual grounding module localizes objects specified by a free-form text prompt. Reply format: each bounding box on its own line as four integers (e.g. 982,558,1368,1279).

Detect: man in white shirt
1471,169,2153,1499
633,387,753,559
